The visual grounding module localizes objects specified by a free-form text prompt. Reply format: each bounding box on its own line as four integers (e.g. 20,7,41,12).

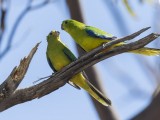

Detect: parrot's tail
130,47,160,56
71,74,111,106
86,80,111,106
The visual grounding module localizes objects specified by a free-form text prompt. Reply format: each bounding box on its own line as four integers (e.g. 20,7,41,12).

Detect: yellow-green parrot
61,19,160,56
46,30,111,106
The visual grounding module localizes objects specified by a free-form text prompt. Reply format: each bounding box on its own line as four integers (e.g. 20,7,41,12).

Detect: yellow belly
48,50,71,71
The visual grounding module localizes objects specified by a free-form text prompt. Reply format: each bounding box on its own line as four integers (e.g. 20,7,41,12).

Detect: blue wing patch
85,26,117,40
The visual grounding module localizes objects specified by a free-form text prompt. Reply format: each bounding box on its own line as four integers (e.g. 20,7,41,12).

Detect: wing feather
85,26,117,40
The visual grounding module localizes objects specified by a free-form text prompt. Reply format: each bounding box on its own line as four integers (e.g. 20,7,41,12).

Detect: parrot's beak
55,31,60,36
61,24,64,30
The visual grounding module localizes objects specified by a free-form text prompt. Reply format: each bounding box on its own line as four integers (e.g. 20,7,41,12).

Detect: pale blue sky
0,0,158,120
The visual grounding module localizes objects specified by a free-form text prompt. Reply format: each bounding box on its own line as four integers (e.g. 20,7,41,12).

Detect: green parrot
61,19,160,56
46,30,111,106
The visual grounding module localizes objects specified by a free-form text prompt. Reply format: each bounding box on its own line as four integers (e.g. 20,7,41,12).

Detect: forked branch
0,27,159,112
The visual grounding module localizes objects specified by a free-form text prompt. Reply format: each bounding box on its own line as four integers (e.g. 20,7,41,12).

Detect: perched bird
46,30,111,106
61,19,160,56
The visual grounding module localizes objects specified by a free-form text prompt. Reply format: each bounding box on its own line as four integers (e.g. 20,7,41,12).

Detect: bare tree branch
0,28,159,112
0,0,49,59
0,42,40,102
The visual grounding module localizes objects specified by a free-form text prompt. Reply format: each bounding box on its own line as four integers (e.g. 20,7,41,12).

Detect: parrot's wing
46,53,57,72
85,26,117,40
63,47,81,90
63,47,77,62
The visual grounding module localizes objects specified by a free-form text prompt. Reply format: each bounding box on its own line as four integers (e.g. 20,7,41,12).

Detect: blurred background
0,0,160,120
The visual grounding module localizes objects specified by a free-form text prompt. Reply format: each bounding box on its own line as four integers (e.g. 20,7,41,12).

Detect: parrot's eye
49,32,52,35
64,21,68,24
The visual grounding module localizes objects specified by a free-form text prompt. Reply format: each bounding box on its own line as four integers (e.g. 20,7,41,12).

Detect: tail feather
71,73,111,106
130,47,160,56
86,80,111,106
